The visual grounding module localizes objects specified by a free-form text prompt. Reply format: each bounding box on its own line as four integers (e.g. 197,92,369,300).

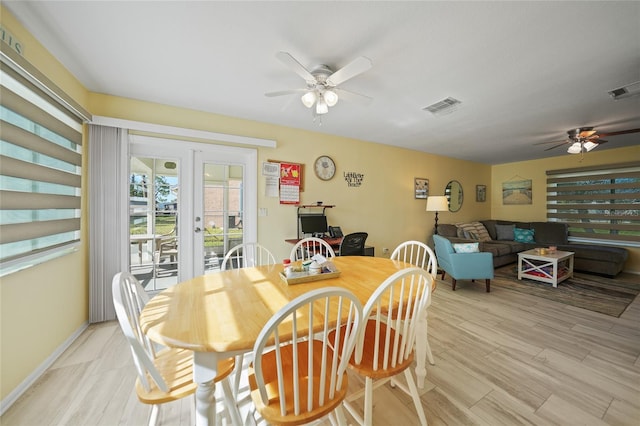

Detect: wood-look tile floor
3,274,639,425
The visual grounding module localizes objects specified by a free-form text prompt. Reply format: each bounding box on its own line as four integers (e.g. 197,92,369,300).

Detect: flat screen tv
300,215,328,236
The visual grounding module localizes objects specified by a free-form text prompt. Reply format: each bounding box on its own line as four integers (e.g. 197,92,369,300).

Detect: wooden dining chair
248,287,363,426
390,240,437,369
289,236,336,262
220,242,277,398
341,267,432,426
221,242,276,271
112,272,237,426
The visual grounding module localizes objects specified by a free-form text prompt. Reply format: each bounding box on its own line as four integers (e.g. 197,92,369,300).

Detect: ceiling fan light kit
535,126,640,157
266,51,372,119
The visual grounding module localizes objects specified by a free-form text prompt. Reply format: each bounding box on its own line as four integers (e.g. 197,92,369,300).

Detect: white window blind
0,50,90,272
546,162,640,245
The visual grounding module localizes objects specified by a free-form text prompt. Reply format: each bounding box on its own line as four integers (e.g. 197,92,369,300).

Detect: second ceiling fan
536,127,640,154
265,51,373,116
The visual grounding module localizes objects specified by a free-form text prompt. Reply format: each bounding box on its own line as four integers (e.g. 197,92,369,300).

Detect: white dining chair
248,287,363,426
391,240,438,279
391,240,437,377
221,242,276,271
220,242,276,398
289,236,336,262
341,267,432,426
112,272,237,426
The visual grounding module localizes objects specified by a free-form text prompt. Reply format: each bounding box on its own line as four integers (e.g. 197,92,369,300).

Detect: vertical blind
546,162,640,243
0,51,89,267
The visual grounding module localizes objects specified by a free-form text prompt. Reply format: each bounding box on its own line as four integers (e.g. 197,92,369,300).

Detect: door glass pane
203,164,244,273
129,156,179,291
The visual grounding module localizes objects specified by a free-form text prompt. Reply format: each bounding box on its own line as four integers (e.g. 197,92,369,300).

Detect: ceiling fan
535,127,640,155
265,51,373,117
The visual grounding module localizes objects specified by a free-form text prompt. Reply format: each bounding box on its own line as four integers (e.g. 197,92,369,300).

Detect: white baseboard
0,321,89,416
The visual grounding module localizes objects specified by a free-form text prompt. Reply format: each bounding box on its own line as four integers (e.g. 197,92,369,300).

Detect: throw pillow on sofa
495,223,515,240
455,222,492,242
514,227,535,243
453,242,479,253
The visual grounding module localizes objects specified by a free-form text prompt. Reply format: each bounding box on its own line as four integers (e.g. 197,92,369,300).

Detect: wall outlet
258,208,268,217
382,247,389,254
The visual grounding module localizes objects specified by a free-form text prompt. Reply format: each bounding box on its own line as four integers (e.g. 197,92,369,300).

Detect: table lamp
426,196,449,234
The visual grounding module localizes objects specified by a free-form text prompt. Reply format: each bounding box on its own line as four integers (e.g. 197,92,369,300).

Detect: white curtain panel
88,124,129,322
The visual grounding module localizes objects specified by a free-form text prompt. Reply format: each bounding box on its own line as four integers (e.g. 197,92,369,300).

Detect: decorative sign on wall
344,172,365,187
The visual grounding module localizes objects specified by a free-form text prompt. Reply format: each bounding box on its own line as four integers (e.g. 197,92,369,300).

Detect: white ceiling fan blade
326,56,372,87
276,52,316,84
265,89,307,97
334,87,373,105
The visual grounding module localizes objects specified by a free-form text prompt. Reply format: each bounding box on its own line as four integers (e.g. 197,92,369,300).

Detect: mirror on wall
445,180,463,212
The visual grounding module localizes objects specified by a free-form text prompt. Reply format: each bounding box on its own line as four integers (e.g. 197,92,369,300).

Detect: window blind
546,162,640,244
0,50,89,268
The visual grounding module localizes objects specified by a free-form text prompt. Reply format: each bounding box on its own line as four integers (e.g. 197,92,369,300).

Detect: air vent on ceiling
608,81,640,100
423,97,462,115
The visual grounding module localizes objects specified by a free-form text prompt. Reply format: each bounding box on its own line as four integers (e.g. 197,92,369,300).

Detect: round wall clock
314,155,336,181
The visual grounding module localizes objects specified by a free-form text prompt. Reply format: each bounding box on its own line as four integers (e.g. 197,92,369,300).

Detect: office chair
338,232,368,256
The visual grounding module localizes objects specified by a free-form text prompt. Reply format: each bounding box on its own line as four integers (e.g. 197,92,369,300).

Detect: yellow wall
89,93,492,262
1,6,90,401
492,145,640,273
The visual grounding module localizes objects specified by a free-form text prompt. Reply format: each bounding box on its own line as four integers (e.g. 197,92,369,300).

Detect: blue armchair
433,234,494,292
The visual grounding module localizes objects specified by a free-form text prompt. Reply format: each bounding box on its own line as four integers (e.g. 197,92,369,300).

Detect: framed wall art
414,178,429,199
476,185,486,202
502,178,532,205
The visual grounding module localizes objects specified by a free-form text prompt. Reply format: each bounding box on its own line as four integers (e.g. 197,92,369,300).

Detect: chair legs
404,369,428,426
345,373,427,426
233,353,244,399
447,276,490,292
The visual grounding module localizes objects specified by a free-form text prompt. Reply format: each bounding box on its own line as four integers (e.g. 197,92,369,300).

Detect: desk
285,237,375,256
139,256,433,426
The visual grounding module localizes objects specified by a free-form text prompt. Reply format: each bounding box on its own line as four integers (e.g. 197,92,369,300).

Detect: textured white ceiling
5,1,640,164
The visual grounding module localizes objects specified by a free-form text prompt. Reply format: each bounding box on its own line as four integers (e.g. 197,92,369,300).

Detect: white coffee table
517,249,574,287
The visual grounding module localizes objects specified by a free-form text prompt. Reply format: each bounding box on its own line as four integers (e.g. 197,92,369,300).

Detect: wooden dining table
139,256,436,426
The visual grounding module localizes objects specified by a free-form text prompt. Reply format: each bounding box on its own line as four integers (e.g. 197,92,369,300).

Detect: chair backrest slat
357,268,432,373
221,242,276,270
391,240,438,279
252,287,362,418
290,237,336,262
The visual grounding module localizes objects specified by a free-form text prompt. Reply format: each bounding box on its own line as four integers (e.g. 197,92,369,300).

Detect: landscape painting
502,179,532,205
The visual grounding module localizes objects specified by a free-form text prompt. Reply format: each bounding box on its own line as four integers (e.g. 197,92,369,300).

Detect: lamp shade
324,89,339,107
426,195,449,212
301,91,316,108
316,96,329,114
583,141,598,152
567,142,582,154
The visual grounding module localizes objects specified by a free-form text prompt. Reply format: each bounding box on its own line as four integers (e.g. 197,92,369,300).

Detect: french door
128,136,257,292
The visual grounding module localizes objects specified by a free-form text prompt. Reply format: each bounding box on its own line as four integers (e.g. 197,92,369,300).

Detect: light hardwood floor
3,274,640,425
